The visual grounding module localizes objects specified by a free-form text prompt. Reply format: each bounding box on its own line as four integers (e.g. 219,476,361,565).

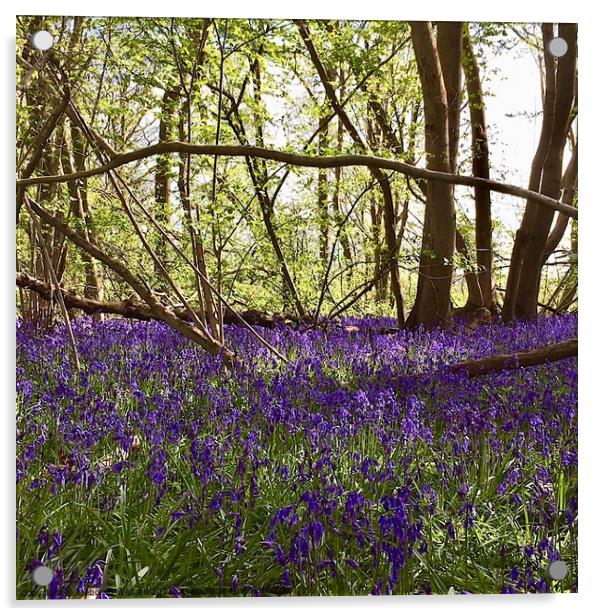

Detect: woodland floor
16,314,577,597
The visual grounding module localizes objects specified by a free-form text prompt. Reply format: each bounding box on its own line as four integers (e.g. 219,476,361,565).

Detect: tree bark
439,23,486,312
503,23,577,321
406,22,456,328
331,68,353,269
463,25,494,309
25,196,230,358
16,88,69,222
16,271,303,329
16,18,70,223
247,57,307,317
543,142,578,263
318,102,330,266
154,88,178,288
437,22,463,174
16,143,578,219
61,122,104,302
447,337,577,378
455,228,484,308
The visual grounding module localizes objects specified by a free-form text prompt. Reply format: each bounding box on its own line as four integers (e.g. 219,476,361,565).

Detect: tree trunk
154,88,178,289
318,104,330,266
439,23,486,311
463,25,494,309
331,68,353,270
63,122,104,302
437,23,463,174
503,23,577,321
455,228,484,309
248,57,307,318
369,198,387,303
16,271,299,329
406,22,456,328
543,142,578,263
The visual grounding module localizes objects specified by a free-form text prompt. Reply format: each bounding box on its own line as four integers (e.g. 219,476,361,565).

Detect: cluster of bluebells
16,313,577,597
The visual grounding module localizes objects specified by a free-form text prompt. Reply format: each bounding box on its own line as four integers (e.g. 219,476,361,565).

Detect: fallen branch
16,141,578,219
447,338,577,377
16,271,305,329
17,272,579,378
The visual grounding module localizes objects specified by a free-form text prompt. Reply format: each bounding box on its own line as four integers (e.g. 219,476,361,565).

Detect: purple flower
446,519,456,541
146,449,168,486
48,567,64,599
84,561,105,588
15,313,577,597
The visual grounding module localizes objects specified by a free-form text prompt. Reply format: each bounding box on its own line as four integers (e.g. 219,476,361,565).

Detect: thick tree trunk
503,24,577,321
439,23,485,311
437,23,463,174
406,22,456,328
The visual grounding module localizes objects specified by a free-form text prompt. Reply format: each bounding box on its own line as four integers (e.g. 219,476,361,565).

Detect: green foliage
16,16,576,317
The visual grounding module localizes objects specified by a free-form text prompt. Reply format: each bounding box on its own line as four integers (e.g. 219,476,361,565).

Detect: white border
3,1,601,614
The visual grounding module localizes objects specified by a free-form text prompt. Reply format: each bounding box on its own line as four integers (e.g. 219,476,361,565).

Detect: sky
481,38,545,228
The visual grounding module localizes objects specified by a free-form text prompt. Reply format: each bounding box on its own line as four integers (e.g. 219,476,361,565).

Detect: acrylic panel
16,16,578,599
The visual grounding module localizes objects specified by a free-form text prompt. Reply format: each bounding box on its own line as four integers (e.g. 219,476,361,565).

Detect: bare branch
16,141,578,219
